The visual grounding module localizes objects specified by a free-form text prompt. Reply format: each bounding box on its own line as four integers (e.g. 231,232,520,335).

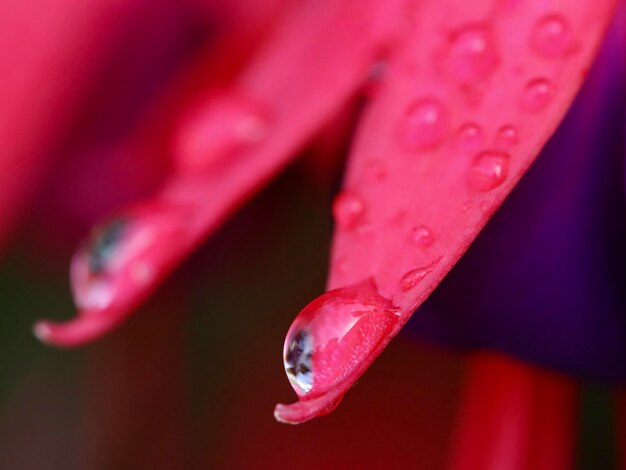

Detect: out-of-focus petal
35,0,411,346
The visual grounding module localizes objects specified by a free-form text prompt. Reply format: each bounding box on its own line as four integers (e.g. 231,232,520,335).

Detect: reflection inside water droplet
283,279,399,397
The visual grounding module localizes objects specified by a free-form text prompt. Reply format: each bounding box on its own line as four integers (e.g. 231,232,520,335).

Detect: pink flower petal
275,0,616,423
35,0,411,346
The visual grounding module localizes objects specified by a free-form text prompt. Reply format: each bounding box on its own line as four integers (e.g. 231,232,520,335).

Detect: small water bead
410,225,434,247
521,78,556,113
86,218,128,275
455,123,484,153
445,25,499,83
332,191,365,229
468,150,510,192
495,125,519,150
283,279,399,397
401,98,449,151
400,257,442,292
530,14,574,58
461,201,473,212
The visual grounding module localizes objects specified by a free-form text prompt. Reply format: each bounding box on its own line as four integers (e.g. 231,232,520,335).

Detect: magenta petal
35,0,411,347
276,0,617,422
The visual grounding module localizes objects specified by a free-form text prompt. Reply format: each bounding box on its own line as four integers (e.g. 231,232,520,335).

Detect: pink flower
7,0,618,443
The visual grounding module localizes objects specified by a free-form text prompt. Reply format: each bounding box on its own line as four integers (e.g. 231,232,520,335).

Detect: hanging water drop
455,123,484,153
521,78,556,113
530,14,574,58
283,279,399,397
401,98,449,151
468,150,510,192
333,191,365,229
445,25,499,83
495,125,519,150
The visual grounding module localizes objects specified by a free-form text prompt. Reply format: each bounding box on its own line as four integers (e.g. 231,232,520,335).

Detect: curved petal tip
32,314,119,348
274,391,344,424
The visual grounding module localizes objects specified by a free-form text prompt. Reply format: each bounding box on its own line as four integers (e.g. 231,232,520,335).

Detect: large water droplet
71,207,183,311
495,125,519,150
401,99,449,150
455,123,484,153
332,191,365,229
283,280,399,397
530,14,574,58
468,150,510,192
445,25,499,83
521,78,556,113
174,93,267,172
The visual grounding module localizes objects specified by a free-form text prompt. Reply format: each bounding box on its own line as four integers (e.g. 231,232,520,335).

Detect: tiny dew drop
86,218,128,276
468,150,510,192
332,191,365,230
521,78,556,113
445,25,499,83
455,123,484,153
495,125,519,150
530,14,574,58
400,98,449,151
410,225,434,247
283,279,399,398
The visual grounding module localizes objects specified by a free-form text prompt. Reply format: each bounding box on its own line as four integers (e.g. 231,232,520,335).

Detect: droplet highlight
521,78,556,113
332,191,365,229
401,98,449,151
283,280,399,397
468,150,510,192
445,25,499,83
530,14,574,58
